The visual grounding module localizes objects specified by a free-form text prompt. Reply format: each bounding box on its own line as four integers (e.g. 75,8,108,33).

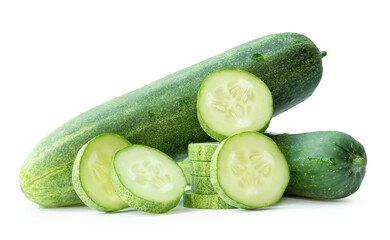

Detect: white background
1,0,389,239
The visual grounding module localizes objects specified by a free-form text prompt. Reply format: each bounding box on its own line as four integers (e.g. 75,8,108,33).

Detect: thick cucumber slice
190,175,216,195
177,157,191,184
197,69,273,141
188,142,219,161
183,190,235,209
72,133,131,212
211,131,289,209
190,161,210,177
110,145,186,213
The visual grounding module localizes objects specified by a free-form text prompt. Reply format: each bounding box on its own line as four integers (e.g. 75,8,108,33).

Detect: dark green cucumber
183,190,235,209
267,131,367,199
20,32,325,207
190,175,216,195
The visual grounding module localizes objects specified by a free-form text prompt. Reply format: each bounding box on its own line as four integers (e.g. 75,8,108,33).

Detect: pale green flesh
198,69,272,138
114,145,186,202
79,134,130,210
215,132,289,208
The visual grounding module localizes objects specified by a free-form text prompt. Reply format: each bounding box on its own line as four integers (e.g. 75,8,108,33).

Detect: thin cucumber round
72,133,131,212
190,161,211,177
188,142,219,161
190,175,216,195
183,190,235,209
177,157,191,184
110,145,186,213
211,131,289,209
197,69,273,141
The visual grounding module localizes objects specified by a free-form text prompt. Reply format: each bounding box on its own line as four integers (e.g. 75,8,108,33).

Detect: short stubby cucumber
197,69,273,141
188,142,219,161
183,190,236,209
266,131,367,199
190,161,211,177
211,131,290,209
110,145,186,213
20,32,325,207
72,133,130,212
190,175,216,195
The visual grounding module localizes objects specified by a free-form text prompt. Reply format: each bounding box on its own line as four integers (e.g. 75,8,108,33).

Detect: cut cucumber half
177,157,191,184
210,131,289,209
197,69,273,141
110,145,186,213
183,190,235,209
188,142,219,161
190,175,216,195
72,133,131,212
190,161,211,177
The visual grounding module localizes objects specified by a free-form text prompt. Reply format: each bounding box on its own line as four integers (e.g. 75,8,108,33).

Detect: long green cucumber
20,32,325,207
266,131,367,199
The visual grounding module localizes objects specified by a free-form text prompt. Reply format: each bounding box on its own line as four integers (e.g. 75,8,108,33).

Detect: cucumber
197,69,273,141
20,32,325,207
266,131,367,199
109,145,186,213
188,142,219,161
190,161,210,177
177,157,191,184
72,133,130,211
211,131,289,209
183,190,235,209
190,175,216,195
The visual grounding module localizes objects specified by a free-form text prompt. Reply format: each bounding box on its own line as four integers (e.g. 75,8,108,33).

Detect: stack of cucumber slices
70,67,366,213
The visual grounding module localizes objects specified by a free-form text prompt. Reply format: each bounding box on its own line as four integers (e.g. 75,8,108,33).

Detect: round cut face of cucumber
211,132,289,209
113,145,186,203
73,133,130,211
198,69,273,141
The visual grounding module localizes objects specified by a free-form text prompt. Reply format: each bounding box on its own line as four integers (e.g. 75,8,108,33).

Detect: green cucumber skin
20,32,324,207
183,190,236,209
177,157,191,184
267,131,367,199
188,142,219,161
190,161,211,177
190,176,216,195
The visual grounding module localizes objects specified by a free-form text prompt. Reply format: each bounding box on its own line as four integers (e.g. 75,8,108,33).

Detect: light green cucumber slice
211,131,289,209
177,157,191,184
72,133,131,212
190,175,216,194
183,190,235,209
197,69,273,141
188,142,219,161
190,161,210,177
110,145,186,213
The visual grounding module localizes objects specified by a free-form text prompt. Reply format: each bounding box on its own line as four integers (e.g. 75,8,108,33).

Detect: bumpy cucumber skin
267,131,367,199
110,145,186,214
20,32,323,207
197,69,273,141
190,175,216,194
183,190,236,209
177,157,191,184
72,133,130,212
210,132,289,209
188,142,219,161
190,161,211,177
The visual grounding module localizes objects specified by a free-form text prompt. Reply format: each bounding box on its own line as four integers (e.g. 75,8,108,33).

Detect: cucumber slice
190,175,216,195
211,131,289,209
177,157,191,184
190,161,210,177
110,145,186,213
197,69,273,141
72,133,131,212
188,142,219,161
183,190,235,209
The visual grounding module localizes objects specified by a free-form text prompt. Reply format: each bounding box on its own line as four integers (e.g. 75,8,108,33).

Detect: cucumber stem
320,51,327,58
351,157,367,174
